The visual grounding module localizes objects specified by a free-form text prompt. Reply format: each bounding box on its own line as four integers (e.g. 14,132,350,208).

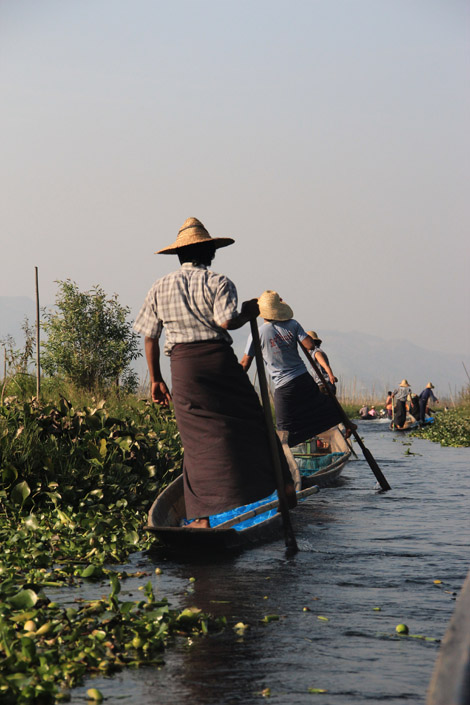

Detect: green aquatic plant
0,397,182,514
410,409,470,447
0,397,217,703
0,574,225,704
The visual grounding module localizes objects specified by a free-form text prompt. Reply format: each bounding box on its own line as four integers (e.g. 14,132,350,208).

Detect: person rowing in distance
305,330,338,395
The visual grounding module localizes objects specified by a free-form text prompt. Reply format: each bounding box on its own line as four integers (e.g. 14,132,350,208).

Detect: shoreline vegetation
1,380,469,703
0,389,226,704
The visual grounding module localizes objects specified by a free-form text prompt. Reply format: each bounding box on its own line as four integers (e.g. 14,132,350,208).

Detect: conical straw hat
426,382,434,388
399,379,410,387
155,217,235,254
258,290,293,321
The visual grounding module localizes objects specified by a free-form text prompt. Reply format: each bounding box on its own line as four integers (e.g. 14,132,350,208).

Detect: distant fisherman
418,383,439,424
392,379,412,429
134,218,295,528
241,290,354,447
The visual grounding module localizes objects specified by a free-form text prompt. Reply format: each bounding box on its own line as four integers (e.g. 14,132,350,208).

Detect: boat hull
146,427,350,555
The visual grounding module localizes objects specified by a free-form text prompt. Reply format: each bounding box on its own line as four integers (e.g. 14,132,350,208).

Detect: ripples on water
70,423,469,704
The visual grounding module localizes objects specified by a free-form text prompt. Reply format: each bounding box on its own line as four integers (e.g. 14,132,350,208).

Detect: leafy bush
41,280,141,392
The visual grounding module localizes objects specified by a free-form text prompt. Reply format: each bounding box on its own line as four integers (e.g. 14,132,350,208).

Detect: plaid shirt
134,263,238,355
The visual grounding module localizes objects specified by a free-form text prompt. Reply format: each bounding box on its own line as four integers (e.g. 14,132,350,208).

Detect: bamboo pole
1,346,6,406
250,319,298,555
35,267,41,398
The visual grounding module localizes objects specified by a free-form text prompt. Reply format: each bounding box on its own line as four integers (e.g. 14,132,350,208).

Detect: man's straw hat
258,290,293,321
426,382,434,389
155,217,234,254
399,379,410,387
306,330,321,342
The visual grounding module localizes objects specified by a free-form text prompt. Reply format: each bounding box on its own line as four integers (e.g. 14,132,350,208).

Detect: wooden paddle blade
285,531,298,557
358,441,391,491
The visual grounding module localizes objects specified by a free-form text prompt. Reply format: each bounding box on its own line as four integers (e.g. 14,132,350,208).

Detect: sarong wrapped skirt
274,372,342,447
170,341,279,520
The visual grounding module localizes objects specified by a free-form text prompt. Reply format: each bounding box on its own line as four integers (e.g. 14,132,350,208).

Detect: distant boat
390,416,435,432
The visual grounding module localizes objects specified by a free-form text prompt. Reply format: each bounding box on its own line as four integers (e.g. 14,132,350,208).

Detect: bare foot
189,518,210,529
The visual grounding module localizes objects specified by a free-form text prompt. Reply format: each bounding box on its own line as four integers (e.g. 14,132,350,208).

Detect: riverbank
0,396,223,704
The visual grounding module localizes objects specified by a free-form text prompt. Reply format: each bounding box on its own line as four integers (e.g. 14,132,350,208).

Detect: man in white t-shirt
241,290,348,447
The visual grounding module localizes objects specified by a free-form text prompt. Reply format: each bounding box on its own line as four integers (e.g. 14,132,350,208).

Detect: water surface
69,423,470,704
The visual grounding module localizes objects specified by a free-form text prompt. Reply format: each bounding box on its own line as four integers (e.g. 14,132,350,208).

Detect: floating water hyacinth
86,689,103,702
233,621,249,634
396,623,409,634
260,614,280,624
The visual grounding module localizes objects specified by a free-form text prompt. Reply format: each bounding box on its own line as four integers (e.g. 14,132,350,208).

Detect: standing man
418,383,439,424
240,290,353,447
392,379,412,429
134,218,295,528
305,330,338,395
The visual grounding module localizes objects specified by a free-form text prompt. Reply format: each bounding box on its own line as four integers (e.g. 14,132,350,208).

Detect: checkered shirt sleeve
133,287,163,339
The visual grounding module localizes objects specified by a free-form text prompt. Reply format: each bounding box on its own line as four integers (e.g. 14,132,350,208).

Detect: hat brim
258,302,294,321
155,237,234,255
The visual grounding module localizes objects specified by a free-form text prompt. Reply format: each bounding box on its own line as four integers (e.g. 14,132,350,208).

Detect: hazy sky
1,0,469,359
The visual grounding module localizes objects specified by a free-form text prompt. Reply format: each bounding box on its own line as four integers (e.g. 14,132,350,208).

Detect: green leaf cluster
0,396,226,704
0,397,182,515
0,575,225,704
410,409,470,447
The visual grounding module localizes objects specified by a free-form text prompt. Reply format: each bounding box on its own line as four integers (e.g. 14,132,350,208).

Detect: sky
1,0,469,366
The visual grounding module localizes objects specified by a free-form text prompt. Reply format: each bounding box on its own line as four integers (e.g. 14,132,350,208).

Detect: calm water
68,422,469,704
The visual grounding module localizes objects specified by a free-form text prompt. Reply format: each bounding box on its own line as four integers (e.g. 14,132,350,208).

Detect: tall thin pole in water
35,266,41,398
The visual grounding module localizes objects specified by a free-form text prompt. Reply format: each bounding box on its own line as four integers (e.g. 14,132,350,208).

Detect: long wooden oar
250,319,299,555
299,342,391,491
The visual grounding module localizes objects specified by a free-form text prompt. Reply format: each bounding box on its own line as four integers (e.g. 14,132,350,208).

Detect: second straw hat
258,290,293,321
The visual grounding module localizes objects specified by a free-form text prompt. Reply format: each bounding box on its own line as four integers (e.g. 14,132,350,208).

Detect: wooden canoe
146,474,320,553
390,416,435,432
289,426,351,488
146,426,350,554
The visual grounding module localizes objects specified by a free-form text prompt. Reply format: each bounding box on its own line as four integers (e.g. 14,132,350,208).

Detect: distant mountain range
1,296,468,399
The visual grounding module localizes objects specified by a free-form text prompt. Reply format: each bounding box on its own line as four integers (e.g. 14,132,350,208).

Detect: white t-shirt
245,319,309,389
